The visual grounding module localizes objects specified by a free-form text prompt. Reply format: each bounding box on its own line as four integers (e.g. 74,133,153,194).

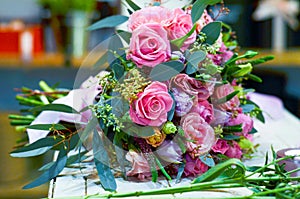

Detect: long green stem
245,156,295,178
252,184,300,197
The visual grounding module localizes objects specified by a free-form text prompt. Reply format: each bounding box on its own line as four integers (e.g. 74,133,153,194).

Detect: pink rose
189,100,214,124
212,84,240,111
164,8,196,51
130,81,173,126
181,112,215,157
211,139,229,154
225,141,243,159
127,23,171,67
171,74,210,101
184,153,209,177
227,113,253,135
126,150,151,180
128,6,171,31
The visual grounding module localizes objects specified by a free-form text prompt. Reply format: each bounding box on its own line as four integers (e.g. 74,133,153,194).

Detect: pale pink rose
225,141,243,159
212,84,240,111
189,100,214,124
129,81,173,126
128,6,172,31
171,74,210,101
164,8,196,51
227,113,253,135
127,23,171,67
181,112,215,157
184,153,209,177
126,150,151,180
211,139,229,154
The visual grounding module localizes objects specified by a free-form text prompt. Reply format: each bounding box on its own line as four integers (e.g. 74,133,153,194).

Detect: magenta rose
129,81,173,126
211,139,230,154
126,150,151,180
128,6,171,31
127,23,171,67
225,141,243,159
171,74,211,101
212,84,240,111
189,100,214,124
227,113,253,135
180,112,215,157
184,153,209,177
163,8,196,51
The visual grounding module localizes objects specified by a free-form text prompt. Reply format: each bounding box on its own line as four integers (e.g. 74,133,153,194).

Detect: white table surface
48,95,300,198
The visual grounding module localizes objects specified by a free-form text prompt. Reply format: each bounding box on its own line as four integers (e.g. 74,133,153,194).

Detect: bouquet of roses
9,0,276,192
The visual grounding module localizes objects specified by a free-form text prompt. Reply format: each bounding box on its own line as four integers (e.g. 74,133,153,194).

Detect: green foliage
191,0,222,23
88,15,129,30
185,50,206,74
200,22,222,45
149,61,185,81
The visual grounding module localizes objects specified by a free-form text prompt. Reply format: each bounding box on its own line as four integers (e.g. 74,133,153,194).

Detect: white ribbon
253,0,299,29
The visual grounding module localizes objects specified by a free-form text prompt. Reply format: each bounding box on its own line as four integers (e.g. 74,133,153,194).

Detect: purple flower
207,43,233,65
189,100,214,124
171,51,185,63
227,113,253,136
184,153,209,177
225,141,243,159
172,88,193,117
156,140,183,163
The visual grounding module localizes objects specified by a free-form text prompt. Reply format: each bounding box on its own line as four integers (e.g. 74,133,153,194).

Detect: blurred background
0,0,299,198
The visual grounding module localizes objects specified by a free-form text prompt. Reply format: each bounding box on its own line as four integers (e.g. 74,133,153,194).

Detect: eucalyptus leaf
185,50,206,74
191,0,222,23
199,154,215,167
149,61,184,81
241,104,256,113
111,63,125,80
223,134,241,141
167,92,175,121
29,104,79,114
201,22,222,45
93,130,117,191
93,51,109,70
77,116,98,147
176,162,185,183
25,123,67,131
116,30,132,44
122,121,155,138
87,15,129,30
10,136,63,157
113,133,126,176
23,149,68,189
192,158,246,184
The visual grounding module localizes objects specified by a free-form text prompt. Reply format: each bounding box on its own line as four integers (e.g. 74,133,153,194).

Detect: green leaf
93,130,117,191
111,63,125,80
185,50,206,74
25,123,67,131
87,15,129,30
223,134,241,141
192,158,246,184
149,61,185,81
191,0,222,23
199,154,215,167
201,22,222,45
29,104,79,114
226,51,258,65
215,90,240,104
125,0,141,11
10,136,63,157
113,132,126,176
247,73,263,83
23,149,68,189
116,30,132,44
239,138,253,149
122,121,155,138
167,92,175,121
77,116,98,147
171,24,197,49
